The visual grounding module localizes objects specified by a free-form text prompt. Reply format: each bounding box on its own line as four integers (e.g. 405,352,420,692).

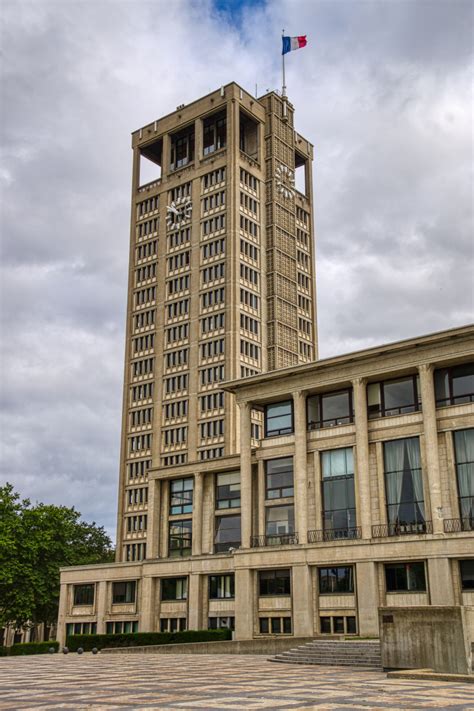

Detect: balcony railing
444,518,474,533
436,393,474,407
308,527,362,543
372,521,433,538
250,533,299,548
308,416,353,430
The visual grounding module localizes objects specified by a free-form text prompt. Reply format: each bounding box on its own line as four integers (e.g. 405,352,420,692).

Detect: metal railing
444,518,474,533
372,521,432,538
436,393,474,407
307,416,353,430
307,527,362,543
250,533,299,548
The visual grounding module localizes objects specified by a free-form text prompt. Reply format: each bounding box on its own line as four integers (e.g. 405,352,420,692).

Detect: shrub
67,628,231,652
0,646,8,657
9,641,59,656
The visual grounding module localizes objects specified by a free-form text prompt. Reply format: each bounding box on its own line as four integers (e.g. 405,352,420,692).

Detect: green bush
67,628,231,652
0,646,9,657
9,641,59,656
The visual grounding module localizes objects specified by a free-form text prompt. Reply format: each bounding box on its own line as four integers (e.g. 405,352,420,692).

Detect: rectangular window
170,126,195,170
106,620,138,634
367,376,420,419
160,617,187,632
208,616,235,630
112,581,136,604
214,515,241,552
215,472,241,509
460,560,474,590
168,520,192,558
383,437,425,532
259,616,292,634
209,574,235,599
307,389,353,429
170,477,194,515
385,562,426,592
259,569,291,596
73,584,95,606
318,566,354,594
321,448,356,535
161,577,188,600
203,110,226,155
266,457,294,499
435,363,474,406
453,429,474,525
265,505,295,541
264,400,293,437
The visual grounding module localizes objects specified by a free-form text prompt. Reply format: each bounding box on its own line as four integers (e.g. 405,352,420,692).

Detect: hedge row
67,628,232,651
1,641,59,656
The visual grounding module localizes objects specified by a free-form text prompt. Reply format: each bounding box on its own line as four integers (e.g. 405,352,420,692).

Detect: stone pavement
0,653,473,710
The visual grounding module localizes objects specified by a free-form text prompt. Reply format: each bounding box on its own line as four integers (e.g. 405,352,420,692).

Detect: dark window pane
214,515,241,552
346,616,357,634
453,429,474,521
170,477,194,515
383,377,417,415
216,471,240,509
259,569,291,596
282,617,292,634
334,616,344,633
271,618,281,633
319,567,354,594
384,438,425,526
160,619,167,632
265,505,295,537
320,617,331,633
112,581,136,604
435,363,474,406
73,584,94,606
265,401,293,436
168,519,192,557
460,560,474,590
209,574,235,599
266,457,294,499
161,577,187,601
259,617,269,634
307,390,352,429
385,562,426,592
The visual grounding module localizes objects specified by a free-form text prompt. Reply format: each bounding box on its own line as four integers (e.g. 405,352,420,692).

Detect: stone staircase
269,638,382,668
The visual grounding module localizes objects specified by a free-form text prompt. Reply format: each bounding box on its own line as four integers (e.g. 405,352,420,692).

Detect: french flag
282,35,307,55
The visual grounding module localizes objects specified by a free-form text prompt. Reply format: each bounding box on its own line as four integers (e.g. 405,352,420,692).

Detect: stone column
162,133,171,175
293,391,308,544
96,581,108,634
140,576,156,632
56,583,68,647
418,363,444,533
192,472,204,556
356,561,379,636
235,568,254,640
292,565,314,637
352,377,372,539
194,117,203,161
428,558,455,605
188,573,202,630
240,401,252,548
146,480,161,559
257,459,266,536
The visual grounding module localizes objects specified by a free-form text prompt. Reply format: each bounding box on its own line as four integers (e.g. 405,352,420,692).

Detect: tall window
321,448,356,534
318,567,354,594
73,584,94,606
265,505,295,539
215,472,240,509
385,562,426,592
453,429,474,526
170,126,195,170
264,401,293,437
214,515,241,552
435,363,474,407
259,569,291,596
170,478,193,515
161,577,187,600
203,111,226,155
209,574,235,599
460,560,474,590
112,581,136,604
307,389,353,429
383,438,425,532
169,520,192,557
367,376,420,419
266,457,294,499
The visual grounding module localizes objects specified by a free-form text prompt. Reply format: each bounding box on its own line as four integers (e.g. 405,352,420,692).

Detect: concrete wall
102,636,313,655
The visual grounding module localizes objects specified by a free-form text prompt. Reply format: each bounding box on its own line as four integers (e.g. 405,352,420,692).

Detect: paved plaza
0,653,473,710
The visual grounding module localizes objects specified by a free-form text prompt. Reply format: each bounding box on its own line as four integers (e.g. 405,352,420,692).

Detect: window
160,618,187,632
265,505,295,540
169,520,192,557
307,389,353,429
161,577,188,600
203,110,226,155
170,126,195,170
266,457,294,499
321,448,356,534
460,560,474,590
259,617,292,634
170,478,193,515
106,621,139,634
318,567,354,594
214,515,241,552
264,401,293,437
385,562,426,592
73,584,94,606
367,376,420,419
209,574,235,599
453,429,474,525
435,363,474,407
383,437,425,532
66,622,97,637
112,581,136,604
259,569,291,596
208,616,235,630
319,616,356,634
216,472,240,509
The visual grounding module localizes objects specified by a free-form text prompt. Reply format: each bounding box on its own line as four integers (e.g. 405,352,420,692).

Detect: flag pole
282,29,287,97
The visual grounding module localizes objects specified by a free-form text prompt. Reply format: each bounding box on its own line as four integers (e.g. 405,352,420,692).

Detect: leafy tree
0,483,114,628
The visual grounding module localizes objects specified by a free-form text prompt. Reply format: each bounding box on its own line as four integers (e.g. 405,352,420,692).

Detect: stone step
269,638,382,668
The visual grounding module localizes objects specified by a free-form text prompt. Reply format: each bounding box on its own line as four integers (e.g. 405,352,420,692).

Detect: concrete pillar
96,581,108,634
352,377,372,539
428,558,455,605
188,574,202,630
293,391,308,544
418,363,444,534
56,583,68,647
235,568,254,640
160,483,170,558
292,565,314,637
192,472,204,556
239,401,252,548
356,562,379,636
194,117,203,161
146,479,161,559
140,576,156,632
257,459,266,536
162,133,171,175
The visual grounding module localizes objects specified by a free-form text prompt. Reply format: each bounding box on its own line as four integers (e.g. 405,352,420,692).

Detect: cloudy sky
1,0,472,540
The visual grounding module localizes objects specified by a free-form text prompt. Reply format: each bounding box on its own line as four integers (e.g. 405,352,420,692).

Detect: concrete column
428,558,455,605
146,480,161,559
292,391,308,544
418,363,444,533
160,483,170,558
96,581,108,634
352,377,372,539
192,472,204,556
140,576,156,632
194,117,203,161
292,565,314,637
56,583,68,647
356,561,379,636
188,574,202,630
257,459,266,536
162,133,171,175
240,401,252,547
235,568,254,640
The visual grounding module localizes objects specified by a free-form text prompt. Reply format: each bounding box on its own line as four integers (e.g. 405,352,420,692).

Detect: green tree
0,483,114,628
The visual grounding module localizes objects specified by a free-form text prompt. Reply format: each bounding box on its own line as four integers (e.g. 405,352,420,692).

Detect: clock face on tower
166,196,193,229
275,163,295,200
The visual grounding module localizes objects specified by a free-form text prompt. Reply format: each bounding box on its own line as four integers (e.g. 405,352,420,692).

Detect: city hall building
57,83,474,645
